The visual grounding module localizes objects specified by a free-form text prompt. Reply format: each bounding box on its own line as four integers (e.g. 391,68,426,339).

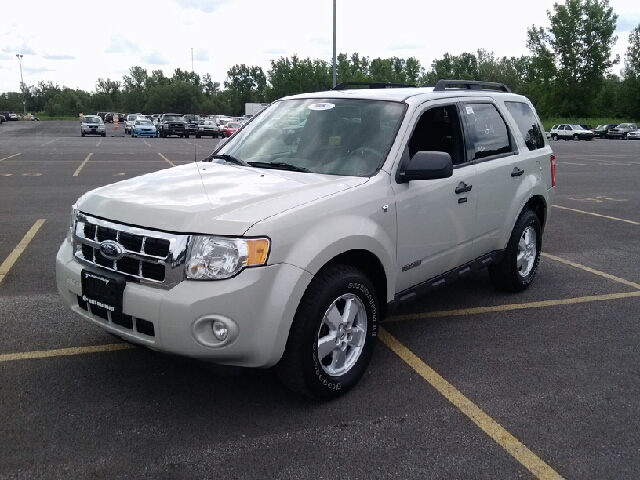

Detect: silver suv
57,80,555,399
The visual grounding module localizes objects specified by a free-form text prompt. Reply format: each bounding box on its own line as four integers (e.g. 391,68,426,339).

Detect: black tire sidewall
505,210,542,290
297,267,379,399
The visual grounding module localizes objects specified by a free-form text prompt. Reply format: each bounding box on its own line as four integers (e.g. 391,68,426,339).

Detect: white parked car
80,115,106,137
548,124,595,141
124,113,143,134
57,80,555,399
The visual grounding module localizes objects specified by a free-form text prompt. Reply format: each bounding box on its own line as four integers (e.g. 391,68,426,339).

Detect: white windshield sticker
466,106,475,115
308,103,335,111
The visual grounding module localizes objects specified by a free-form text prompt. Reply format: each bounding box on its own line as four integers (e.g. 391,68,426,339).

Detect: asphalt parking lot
1,121,639,479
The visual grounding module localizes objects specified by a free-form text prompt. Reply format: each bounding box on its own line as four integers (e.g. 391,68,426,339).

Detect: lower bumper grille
77,295,155,337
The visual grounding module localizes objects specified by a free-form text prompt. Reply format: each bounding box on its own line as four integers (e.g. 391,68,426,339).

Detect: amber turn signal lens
245,239,270,266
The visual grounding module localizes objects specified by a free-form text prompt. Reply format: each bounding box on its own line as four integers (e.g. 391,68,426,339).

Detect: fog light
212,320,228,341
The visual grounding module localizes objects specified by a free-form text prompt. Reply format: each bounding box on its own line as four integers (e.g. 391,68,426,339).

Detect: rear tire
276,265,379,399
551,134,558,141
489,209,542,293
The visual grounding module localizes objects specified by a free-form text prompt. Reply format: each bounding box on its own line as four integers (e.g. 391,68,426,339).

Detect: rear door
460,100,531,258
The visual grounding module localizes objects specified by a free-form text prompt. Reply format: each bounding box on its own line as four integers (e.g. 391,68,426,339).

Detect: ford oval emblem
99,240,124,261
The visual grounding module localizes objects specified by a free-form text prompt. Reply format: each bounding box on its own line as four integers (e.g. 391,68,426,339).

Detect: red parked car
221,121,241,137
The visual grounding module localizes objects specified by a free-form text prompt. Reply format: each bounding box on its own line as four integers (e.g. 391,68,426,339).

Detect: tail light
550,155,556,187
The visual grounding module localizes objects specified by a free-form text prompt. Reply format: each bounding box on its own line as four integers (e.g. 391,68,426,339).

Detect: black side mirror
396,151,454,183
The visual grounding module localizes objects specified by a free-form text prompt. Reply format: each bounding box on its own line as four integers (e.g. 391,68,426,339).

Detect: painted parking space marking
41,138,58,146
553,205,639,226
0,219,46,284
1,173,12,176
158,152,176,166
0,343,134,363
96,139,102,147
0,153,21,163
73,153,93,176
379,329,564,480
567,196,628,203
21,173,42,176
541,253,640,289
143,140,151,147
385,291,640,323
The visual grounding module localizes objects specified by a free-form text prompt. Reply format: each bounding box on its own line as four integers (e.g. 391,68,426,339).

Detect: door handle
455,182,472,194
511,167,525,177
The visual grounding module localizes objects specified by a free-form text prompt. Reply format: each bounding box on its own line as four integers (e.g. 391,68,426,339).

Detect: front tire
276,265,379,399
551,134,558,141
489,208,542,293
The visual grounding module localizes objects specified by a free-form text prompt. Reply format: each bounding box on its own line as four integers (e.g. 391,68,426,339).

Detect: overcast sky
1,0,639,94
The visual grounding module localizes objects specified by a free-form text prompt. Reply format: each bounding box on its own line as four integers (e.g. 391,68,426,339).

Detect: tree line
2,0,640,120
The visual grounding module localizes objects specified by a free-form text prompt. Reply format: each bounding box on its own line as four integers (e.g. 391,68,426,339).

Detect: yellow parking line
158,152,175,166
0,152,21,162
0,219,46,284
0,343,134,363
379,329,564,480
385,291,640,323
542,253,640,290
553,205,640,225
73,153,93,176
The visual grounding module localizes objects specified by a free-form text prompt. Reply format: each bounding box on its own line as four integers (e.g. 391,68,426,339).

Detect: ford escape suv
57,80,555,399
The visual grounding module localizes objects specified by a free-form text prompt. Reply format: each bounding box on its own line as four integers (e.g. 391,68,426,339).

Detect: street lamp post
332,0,336,88
16,54,26,116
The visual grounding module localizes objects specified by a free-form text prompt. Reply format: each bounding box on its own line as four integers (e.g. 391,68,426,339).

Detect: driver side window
407,105,465,166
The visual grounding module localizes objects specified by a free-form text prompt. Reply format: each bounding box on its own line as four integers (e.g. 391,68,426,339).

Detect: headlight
185,236,270,280
67,205,77,242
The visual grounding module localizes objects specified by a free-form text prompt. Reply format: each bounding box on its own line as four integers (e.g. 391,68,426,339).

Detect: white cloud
141,52,170,66
43,54,76,61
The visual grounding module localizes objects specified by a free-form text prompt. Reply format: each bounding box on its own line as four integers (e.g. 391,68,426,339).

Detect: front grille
73,213,189,289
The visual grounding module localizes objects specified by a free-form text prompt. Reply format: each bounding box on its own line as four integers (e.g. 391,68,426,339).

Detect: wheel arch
524,194,547,233
324,249,389,319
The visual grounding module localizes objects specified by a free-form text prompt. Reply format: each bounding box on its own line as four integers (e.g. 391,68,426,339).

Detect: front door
393,102,477,293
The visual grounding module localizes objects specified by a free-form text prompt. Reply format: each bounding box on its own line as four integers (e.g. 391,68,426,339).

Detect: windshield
164,115,182,122
227,122,241,129
84,116,101,124
135,119,152,125
217,98,405,177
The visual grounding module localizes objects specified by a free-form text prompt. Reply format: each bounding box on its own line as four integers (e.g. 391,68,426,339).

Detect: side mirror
397,151,453,183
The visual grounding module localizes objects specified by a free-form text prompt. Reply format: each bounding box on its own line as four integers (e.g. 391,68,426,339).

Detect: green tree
526,0,618,116
224,64,267,116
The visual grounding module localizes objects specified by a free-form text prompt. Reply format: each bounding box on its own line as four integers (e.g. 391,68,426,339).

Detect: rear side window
463,103,512,160
504,101,545,151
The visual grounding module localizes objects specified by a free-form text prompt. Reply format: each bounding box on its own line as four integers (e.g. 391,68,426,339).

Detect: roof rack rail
332,81,417,90
433,80,511,93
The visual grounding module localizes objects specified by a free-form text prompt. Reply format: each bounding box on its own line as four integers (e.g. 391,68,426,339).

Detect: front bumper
81,127,105,135
56,239,312,368
133,129,158,137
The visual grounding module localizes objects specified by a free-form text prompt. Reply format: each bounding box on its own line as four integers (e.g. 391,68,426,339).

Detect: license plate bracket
81,268,125,313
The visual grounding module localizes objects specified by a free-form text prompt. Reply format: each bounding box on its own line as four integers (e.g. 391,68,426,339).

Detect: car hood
77,162,367,235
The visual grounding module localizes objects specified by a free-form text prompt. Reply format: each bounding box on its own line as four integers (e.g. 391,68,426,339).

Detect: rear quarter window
504,101,545,151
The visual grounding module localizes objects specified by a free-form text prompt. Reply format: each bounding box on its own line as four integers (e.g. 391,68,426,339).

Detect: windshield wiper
247,161,310,173
204,154,250,166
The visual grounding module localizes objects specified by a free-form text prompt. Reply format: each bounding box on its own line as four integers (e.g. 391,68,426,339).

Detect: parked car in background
124,113,143,134
96,112,108,120
157,113,189,138
593,124,618,138
0,114,5,124
625,128,640,140
549,124,595,141
8,113,18,121
607,123,638,140
195,120,220,138
183,114,200,136
221,121,241,138
0,111,10,123
131,118,158,138
80,115,106,137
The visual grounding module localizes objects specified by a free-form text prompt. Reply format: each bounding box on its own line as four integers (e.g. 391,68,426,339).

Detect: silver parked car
80,115,106,137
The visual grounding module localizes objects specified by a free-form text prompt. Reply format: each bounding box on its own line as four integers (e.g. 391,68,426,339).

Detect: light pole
16,54,26,116
332,0,336,88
